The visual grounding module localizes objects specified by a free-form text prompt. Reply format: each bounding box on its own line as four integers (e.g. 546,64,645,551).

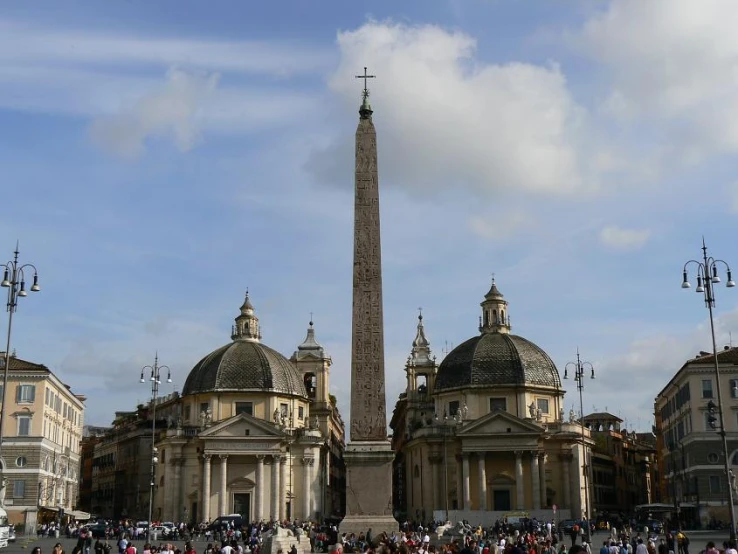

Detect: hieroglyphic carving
350,110,387,441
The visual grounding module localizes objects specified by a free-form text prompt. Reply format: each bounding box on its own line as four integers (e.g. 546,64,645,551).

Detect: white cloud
468,211,533,240
309,21,599,197
576,0,738,155
0,19,333,77
599,225,650,250
89,68,219,157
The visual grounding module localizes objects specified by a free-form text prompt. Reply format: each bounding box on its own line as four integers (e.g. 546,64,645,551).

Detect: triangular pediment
457,410,544,436
199,412,286,439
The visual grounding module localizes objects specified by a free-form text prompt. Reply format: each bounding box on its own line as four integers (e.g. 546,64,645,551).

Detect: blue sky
2,0,738,432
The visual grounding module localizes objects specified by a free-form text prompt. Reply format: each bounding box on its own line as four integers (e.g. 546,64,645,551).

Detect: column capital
272,454,282,463
300,457,315,466
256,454,266,461
514,450,524,459
559,451,574,462
219,454,229,461
202,453,212,462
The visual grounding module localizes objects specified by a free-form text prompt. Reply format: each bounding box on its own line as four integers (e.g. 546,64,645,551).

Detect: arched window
492,309,497,323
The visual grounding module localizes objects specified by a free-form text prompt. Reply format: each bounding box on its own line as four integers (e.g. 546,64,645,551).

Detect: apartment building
654,346,738,528
0,353,86,531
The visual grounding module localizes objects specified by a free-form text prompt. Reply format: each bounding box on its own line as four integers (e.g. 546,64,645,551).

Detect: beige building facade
0,354,85,530
154,294,345,523
654,347,738,527
391,281,592,524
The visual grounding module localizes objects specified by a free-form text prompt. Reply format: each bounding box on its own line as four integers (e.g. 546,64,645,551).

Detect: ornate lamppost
564,350,594,544
139,354,171,541
681,239,736,541
434,409,462,522
0,245,40,478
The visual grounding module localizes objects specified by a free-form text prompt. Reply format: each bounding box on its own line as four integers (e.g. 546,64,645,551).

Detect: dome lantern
231,291,261,342
479,276,511,334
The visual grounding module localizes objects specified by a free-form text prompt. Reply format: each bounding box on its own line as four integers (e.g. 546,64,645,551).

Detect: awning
68,511,91,521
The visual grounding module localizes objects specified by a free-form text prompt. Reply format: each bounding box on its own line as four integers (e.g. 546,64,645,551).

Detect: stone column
271,454,281,521
539,453,547,507
302,458,312,520
531,452,541,510
462,454,471,510
219,454,229,517
431,456,441,511
478,454,487,511
280,455,289,520
515,451,524,509
561,453,572,509
255,455,264,522
173,458,183,520
456,455,463,509
202,454,212,522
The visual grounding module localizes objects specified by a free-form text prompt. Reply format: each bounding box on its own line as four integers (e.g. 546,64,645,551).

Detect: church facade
390,280,592,523
154,293,345,523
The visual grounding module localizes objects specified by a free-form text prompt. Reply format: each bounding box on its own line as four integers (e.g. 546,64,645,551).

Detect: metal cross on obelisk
355,66,376,99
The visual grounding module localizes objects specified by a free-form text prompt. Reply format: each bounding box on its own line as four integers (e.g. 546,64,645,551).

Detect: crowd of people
22,517,738,554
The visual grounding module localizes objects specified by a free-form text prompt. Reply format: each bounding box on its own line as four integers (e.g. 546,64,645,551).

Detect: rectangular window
235,402,253,416
16,384,35,403
710,475,721,493
448,400,460,417
731,379,738,399
489,398,507,412
17,416,31,436
298,406,304,420
199,402,209,415
703,379,714,399
280,403,288,416
13,480,25,498
536,398,550,414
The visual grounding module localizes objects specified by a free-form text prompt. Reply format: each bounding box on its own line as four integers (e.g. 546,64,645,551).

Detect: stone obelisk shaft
350,105,387,442
340,80,397,535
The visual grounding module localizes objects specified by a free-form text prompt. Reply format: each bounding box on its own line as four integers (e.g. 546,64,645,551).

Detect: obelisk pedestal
340,69,398,537
341,441,396,536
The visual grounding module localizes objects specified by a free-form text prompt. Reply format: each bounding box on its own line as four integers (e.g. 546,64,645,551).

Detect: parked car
209,515,244,531
89,524,108,539
636,520,663,534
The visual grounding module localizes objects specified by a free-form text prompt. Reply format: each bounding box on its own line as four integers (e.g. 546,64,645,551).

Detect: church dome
435,333,560,391
434,279,561,391
182,293,308,398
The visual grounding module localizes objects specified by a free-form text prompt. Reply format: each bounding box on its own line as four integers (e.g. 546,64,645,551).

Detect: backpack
572,525,580,533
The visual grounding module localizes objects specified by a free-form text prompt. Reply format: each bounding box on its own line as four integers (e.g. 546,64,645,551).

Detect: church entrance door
493,490,511,511
233,493,251,522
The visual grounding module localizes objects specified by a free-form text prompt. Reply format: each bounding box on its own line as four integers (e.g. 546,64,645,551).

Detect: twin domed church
390,279,590,522
150,279,590,524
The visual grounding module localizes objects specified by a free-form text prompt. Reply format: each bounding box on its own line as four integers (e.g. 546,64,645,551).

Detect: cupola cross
355,66,376,99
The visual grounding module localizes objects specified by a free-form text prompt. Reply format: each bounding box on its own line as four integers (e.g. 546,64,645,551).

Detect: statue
559,407,565,422
0,478,7,508
312,415,319,430
273,408,281,424
569,408,576,423
529,402,536,418
536,408,542,421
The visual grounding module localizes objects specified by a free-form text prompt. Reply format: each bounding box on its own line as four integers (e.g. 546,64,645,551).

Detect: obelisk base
340,440,398,537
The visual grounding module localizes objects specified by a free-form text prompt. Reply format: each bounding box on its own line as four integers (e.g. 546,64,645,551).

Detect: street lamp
139,354,171,541
681,238,736,541
564,350,594,544
0,244,40,475
434,409,462,523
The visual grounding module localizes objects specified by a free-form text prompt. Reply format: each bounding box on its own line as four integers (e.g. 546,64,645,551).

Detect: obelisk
340,68,398,535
